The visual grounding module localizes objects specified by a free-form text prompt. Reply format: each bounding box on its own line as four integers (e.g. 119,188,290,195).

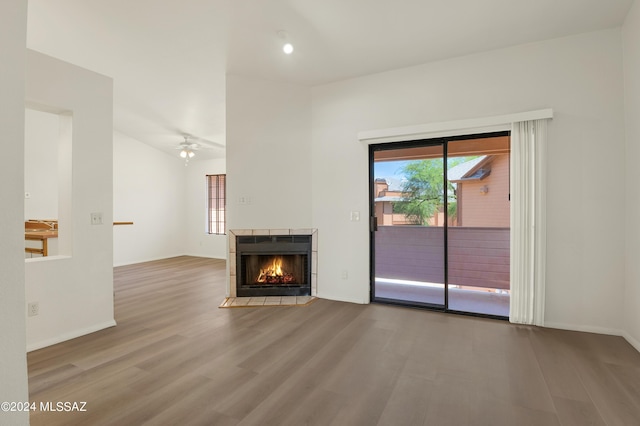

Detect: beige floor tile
230,297,250,306
219,298,234,307
280,296,297,305
220,296,316,308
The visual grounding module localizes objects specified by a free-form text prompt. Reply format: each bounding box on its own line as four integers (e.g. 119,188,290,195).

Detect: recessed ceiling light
277,30,294,55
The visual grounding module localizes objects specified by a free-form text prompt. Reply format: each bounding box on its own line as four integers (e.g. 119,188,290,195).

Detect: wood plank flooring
27,256,640,425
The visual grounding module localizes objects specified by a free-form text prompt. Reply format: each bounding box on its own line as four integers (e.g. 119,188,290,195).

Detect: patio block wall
375,226,510,290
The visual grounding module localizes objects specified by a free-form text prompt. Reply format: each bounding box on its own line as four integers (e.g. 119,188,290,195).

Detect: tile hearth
219,296,317,308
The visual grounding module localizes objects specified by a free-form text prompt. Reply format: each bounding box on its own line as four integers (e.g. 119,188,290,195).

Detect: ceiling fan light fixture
178,135,197,163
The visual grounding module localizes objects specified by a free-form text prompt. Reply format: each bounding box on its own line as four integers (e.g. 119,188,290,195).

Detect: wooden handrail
113,222,134,225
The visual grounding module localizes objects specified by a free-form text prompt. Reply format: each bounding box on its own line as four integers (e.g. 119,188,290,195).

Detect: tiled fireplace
228,229,317,298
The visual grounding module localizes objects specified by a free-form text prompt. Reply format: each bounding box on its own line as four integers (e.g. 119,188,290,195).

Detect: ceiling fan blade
190,136,225,149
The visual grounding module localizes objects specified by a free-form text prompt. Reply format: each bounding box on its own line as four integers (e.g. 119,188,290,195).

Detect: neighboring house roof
375,176,405,204
383,176,405,192
374,195,404,202
448,156,493,182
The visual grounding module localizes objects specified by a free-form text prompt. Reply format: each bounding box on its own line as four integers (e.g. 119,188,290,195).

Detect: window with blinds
207,174,226,235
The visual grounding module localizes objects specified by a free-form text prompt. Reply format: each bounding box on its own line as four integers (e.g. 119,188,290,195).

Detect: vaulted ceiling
26,0,634,160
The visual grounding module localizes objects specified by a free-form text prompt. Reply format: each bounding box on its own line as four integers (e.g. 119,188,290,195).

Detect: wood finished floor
27,256,640,426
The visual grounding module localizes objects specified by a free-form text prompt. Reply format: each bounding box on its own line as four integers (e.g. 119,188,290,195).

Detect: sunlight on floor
375,278,509,317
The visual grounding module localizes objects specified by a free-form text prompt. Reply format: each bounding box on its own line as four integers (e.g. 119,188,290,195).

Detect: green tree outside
393,157,472,225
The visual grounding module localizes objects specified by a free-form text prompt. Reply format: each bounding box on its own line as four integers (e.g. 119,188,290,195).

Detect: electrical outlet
28,302,39,317
350,211,360,222
341,270,348,280
90,212,103,225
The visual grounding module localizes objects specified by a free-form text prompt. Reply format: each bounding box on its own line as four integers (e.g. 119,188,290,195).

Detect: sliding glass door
370,133,511,318
371,142,446,308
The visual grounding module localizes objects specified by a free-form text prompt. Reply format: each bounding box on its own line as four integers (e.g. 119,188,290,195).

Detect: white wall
0,1,29,424
226,74,313,231
113,131,227,264
113,131,187,266
311,29,627,332
623,1,640,352
184,158,227,259
25,50,115,351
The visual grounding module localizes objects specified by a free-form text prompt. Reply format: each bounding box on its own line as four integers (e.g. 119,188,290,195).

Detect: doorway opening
370,132,510,318
24,107,72,259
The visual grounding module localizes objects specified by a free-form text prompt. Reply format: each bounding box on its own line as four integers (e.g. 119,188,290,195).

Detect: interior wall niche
24,107,72,259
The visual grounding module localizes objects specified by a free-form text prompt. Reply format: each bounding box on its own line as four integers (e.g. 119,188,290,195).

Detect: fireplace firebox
236,235,312,297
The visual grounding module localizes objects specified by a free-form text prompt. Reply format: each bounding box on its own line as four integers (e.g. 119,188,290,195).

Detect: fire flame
257,257,284,283
256,256,295,284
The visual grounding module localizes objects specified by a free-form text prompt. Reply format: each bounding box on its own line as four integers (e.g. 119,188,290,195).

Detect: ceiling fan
176,136,200,164
173,133,225,165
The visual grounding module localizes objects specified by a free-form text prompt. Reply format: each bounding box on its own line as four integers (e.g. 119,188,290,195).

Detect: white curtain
510,119,548,325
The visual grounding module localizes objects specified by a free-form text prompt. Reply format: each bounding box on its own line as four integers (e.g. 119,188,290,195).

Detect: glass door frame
369,131,510,320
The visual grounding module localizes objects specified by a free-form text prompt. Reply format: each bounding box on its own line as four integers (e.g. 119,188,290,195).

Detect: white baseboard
316,292,368,305
27,319,117,352
622,331,640,353
543,321,623,337
497,322,639,354
113,253,226,267
182,253,227,260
